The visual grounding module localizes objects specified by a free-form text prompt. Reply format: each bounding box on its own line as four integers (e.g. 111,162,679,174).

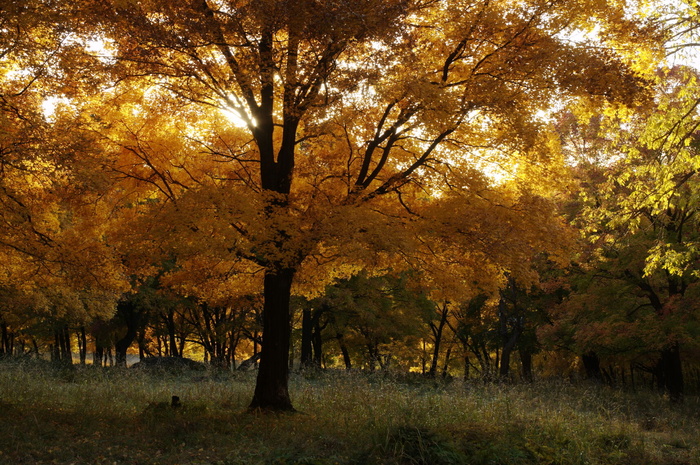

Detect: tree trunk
1,320,9,356
53,325,73,366
441,346,452,378
115,301,139,367
428,304,449,378
499,333,517,380
658,343,684,403
63,326,72,363
300,308,313,368
312,314,323,368
78,326,87,365
165,310,179,358
229,329,239,369
519,347,533,382
301,307,324,370
249,268,295,411
582,351,603,383
94,345,104,367
178,328,187,358
337,333,352,370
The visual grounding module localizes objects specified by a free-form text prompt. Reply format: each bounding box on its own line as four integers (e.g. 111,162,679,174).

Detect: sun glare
41,96,72,122
220,107,253,128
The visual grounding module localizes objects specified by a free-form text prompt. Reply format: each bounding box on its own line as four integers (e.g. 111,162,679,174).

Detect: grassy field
0,360,698,464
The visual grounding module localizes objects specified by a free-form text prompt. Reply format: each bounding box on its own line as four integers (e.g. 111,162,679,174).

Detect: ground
0,361,698,464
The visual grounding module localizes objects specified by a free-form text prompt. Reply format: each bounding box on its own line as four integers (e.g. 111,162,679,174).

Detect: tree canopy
4,0,697,409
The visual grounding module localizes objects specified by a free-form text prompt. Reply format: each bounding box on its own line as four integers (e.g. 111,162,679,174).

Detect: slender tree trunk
249,268,295,411
230,330,239,370
78,326,87,365
52,325,73,366
428,304,449,378
301,308,324,369
165,310,179,358
63,326,72,363
52,332,59,363
1,320,8,357
337,333,351,370
441,346,452,378
300,309,313,368
178,328,187,358
312,315,323,368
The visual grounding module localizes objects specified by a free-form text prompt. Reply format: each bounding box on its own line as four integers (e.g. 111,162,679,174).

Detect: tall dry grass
0,360,697,464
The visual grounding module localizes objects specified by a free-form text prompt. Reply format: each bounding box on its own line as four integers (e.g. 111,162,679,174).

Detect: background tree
544,44,700,400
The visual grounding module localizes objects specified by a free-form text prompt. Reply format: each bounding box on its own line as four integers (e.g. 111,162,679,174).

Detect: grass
0,360,698,464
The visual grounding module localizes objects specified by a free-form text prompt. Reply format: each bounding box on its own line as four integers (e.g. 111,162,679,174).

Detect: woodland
2,0,700,416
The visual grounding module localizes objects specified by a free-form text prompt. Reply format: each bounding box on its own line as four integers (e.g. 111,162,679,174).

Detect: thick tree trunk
499,334,517,379
115,301,139,367
249,268,295,411
519,347,533,382
658,343,684,403
498,302,519,380
93,345,104,367
582,351,603,383
115,334,134,366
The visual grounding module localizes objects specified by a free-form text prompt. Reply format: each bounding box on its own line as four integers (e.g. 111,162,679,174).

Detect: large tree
55,0,657,410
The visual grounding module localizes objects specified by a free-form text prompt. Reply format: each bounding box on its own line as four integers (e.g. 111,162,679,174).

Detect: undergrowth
0,360,698,464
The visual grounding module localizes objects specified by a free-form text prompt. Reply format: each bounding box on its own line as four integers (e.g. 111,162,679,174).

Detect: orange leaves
10,0,656,316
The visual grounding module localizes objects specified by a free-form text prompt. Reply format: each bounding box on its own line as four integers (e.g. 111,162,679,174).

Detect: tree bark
441,346,452,378
337,333,352,370
428,303,449,378
164,310,179,357
582,351,603,382
498,299,519,380
115,301,140,367
519,347,533,382
499,333,518,379
78,326,87,365
658,343,684,403
1,320,9,356
249,268,295,411
312,314,323,368
93,345,104,367
300,308,313,368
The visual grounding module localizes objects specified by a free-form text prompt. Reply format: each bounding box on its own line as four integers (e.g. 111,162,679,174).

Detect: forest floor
0,359,698,465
